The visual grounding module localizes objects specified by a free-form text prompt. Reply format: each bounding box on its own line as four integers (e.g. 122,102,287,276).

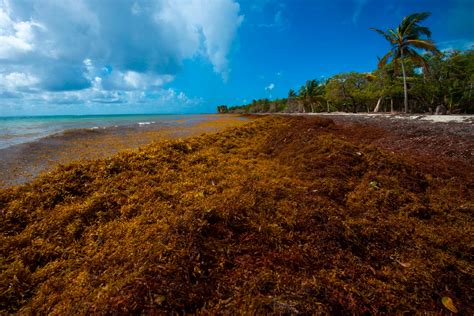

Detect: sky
0,0,473,116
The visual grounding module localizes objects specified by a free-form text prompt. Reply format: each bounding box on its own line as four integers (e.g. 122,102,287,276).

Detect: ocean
0,114,209,150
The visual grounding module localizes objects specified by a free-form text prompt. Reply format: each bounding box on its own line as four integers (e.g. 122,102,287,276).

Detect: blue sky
0,0,472,116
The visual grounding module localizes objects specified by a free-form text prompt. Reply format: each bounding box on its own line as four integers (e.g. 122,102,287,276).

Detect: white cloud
103,71,175,91
0,0,243,112
0,72,39,90
0,85,202,116
265,83,275,91
0,6,44,59
164,0,244,80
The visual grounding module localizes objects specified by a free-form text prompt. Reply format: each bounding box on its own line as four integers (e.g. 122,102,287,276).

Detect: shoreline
0,114,221,150
0,114,249,188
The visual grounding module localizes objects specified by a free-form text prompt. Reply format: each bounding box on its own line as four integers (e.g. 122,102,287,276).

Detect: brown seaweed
1,116,472,314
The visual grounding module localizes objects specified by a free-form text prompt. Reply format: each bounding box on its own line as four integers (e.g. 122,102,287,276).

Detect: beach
0,114,249,187
1,115,473,314
2,113,472,188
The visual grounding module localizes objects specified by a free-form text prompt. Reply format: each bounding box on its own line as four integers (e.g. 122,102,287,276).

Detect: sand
295,112,474,123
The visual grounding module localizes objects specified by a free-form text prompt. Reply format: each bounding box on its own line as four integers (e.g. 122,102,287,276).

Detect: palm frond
400,12,431,38
408,40,442,57
406,48,429,71
406,39,437,51
409,12,431,24
414,26,432,38
404,26,432,41
370,28,396,43
378,51,393,68
399,14,411,33
388,29,399,42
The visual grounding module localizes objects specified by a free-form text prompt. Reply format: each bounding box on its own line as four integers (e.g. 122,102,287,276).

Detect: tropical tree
325,73,369,112
369,63,404,112
216,105,229,113
421,50,474,113
288,89,297,98
286,89,299,112
371,12,440,112
298,79,326,112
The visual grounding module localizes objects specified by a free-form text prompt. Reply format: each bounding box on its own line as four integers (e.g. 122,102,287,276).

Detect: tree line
218,13,473,115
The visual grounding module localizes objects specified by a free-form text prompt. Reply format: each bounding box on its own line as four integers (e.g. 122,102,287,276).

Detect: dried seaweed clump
1,116,472,314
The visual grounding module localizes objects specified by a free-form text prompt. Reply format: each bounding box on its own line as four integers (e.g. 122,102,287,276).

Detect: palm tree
298,80,324,112
298,80,318,99
288,89,297,98
371,12,440,113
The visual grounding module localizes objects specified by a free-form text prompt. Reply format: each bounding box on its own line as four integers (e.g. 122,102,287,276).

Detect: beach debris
441,296,458,313
154,295,166,305
369,180,379,189
396,260,411,268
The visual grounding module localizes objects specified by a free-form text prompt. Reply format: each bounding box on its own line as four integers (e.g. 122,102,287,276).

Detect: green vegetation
1,116,472,313
371,12,441,113
217,105,229,113
222,12,473,114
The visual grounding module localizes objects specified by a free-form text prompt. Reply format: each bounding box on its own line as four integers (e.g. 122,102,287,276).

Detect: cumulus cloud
161,0,244,81
0,0,243,113
0,71,39,90
0,5,44,59
0,84,203,116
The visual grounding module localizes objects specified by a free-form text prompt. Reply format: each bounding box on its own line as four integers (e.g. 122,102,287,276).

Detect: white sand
282,112,474,123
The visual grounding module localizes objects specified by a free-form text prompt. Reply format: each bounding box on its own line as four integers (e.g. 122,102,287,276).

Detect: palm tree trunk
400,53,409,113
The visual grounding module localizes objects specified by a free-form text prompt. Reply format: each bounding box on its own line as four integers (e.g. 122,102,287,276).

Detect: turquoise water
0,114,206,149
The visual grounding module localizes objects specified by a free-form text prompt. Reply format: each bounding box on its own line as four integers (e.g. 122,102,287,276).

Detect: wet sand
0,114,250,187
